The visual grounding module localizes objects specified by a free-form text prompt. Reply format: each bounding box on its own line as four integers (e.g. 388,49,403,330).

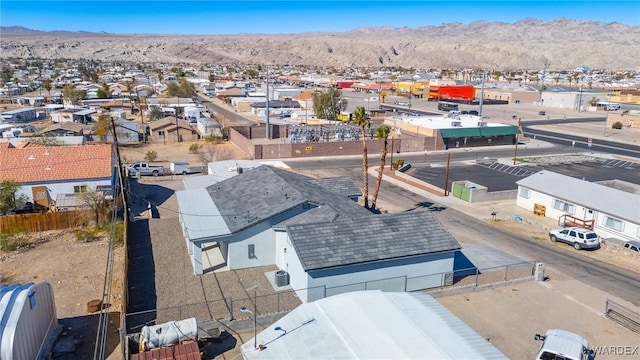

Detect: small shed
0,282,61,360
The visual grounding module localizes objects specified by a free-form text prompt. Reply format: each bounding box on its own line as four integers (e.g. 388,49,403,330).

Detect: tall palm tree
372,125,391,210
352,106,370,208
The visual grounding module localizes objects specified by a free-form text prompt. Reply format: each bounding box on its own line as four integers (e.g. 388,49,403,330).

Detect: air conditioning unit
451,121,462,127
477,121,487,127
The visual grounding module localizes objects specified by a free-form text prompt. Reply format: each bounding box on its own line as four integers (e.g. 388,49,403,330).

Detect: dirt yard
117,140,249,168
0,230,124,359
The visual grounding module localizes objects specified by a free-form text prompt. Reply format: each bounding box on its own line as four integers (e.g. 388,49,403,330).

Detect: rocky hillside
1,19,639,70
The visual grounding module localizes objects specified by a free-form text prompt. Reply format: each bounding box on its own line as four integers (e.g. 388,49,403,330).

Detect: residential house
38,122,87,137
240,290,507,359
147,116,197,143
50,108,96,124
201,83,216,96
1,108,37,124
215,86,245,99
0,142,114,210
176,166,462,302
98,118,141,144
516,170,640,243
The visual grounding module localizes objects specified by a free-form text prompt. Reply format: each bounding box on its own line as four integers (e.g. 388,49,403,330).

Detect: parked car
538,111,546,116
534,329,592,360
127,162,165,177
548,227,600,250
623,240,640,254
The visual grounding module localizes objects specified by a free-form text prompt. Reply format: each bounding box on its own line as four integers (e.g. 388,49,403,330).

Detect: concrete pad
460,244,527,270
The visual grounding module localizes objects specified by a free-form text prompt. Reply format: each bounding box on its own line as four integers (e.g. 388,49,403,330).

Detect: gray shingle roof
286,211,461,271
206,166,370,233
308,177,362,197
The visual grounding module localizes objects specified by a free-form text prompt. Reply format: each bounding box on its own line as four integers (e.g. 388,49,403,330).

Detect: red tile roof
0,143,113,183
129,342,200,360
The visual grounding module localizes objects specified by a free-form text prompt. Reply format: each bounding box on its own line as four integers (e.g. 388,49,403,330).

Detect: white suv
548,227,600,250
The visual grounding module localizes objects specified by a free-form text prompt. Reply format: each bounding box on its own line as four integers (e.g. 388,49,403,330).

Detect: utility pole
443,153,451,196
176,96,180,142
478,72,486,118
265,66,270,140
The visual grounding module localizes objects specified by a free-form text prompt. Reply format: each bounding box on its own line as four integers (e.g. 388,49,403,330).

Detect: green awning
439,125,518,138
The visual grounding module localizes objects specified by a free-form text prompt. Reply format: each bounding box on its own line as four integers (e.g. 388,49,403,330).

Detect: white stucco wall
540,91,580,110
227,224,276,269
517,186,639,242
17,178,111,203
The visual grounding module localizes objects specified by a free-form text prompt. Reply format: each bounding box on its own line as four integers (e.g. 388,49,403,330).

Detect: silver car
548,227,600,250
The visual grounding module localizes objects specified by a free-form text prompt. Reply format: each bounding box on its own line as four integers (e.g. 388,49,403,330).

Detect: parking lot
410,154,640,192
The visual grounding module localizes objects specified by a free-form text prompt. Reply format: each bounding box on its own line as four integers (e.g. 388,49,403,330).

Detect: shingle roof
308,177,362,197
516,170,640,223
205,166,369,233
0,143,113,183
149,116,192,131
286,211,461,271
38,122,86,134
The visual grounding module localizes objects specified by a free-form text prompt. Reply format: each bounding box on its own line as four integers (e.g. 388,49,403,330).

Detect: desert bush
611,121,623,129
144,150,158,162
74,227,101,242
188,143,202,153
0,232,30,252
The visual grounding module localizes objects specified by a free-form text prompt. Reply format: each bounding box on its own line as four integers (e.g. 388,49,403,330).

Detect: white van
604,103,621,111
170,162,190,175
534,329,592,360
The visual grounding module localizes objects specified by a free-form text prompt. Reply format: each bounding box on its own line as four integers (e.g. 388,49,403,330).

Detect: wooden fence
0,210,90,234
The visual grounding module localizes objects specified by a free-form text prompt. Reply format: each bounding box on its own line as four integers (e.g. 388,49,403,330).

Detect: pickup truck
127,162,165,177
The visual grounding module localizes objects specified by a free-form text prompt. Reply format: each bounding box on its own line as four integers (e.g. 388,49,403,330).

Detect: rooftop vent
28,154,36,160
477,121,487,127
451,121,462,127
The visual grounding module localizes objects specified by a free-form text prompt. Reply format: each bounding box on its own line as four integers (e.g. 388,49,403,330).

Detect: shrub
114,220,125,246
0,232,30,252
188,143,202,153
74,227,101,242
204,135,223,143
144,150,158,162
611,121,623,129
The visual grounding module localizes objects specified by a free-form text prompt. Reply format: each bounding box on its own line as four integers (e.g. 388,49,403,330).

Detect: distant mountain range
1,19,639,70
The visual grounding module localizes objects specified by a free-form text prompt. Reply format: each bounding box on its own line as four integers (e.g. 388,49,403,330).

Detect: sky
1,0,639,35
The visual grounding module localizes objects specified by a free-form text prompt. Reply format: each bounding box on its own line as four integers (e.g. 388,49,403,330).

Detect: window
604,216,624,231
552,199,575,214
74,185,87,193
519,187,530,199
158,130,164,136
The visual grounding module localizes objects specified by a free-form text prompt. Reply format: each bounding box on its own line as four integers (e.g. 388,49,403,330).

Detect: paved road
198,95,255,126
523,127,640,158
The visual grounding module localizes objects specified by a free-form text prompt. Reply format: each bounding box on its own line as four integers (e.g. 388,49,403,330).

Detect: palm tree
371,125,391,210
352,106,370,208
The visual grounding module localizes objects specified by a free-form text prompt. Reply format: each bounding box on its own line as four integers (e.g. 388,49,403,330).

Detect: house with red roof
0,143,114,211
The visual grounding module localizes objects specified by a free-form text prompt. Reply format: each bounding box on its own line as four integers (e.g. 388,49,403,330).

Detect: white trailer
170,162,191,175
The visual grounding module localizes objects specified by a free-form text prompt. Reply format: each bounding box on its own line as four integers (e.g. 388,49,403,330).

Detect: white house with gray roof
176,166,462,297
277,211,461,302
516,170,640,243
176,166,370,275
